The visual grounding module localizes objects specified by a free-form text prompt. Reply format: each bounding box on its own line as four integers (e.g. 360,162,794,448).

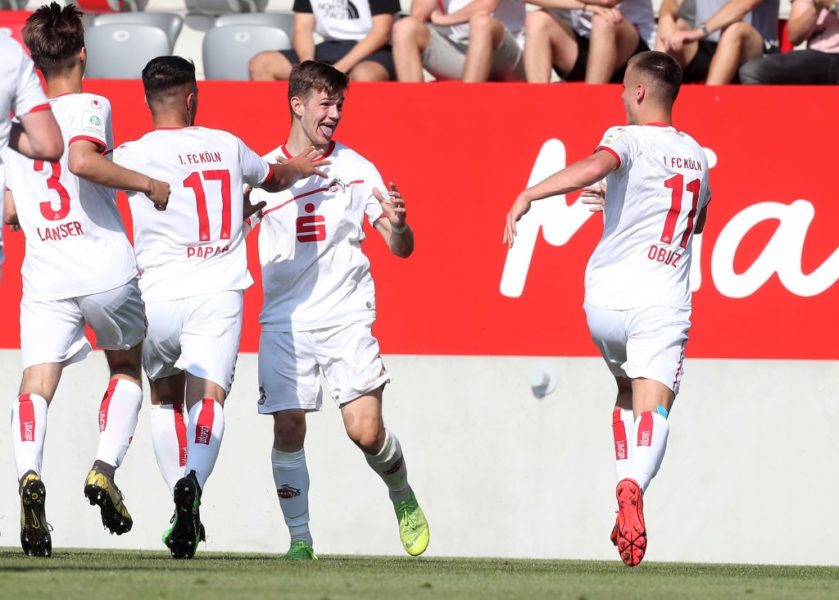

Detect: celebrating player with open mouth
248,61,429,560
113,55,327,559
3,3,170,557
505,51,711,567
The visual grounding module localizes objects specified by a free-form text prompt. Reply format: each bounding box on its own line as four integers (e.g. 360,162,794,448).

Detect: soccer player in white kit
2,4,171,557
113,55,328,559
249,61,429,560
504,51,711,567
0,30,63,276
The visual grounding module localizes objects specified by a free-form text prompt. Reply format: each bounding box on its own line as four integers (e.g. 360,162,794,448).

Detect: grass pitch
0,550,837,599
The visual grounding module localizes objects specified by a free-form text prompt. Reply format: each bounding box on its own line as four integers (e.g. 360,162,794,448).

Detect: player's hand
430,9,446,25
243,186,266,221
373,182,407,231
286,146,331,179
149,179,170,211
580,182,606,213
503,193,532,248
665,28,702,52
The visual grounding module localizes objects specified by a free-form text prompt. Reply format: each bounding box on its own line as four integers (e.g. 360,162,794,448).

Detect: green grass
0,550,837,599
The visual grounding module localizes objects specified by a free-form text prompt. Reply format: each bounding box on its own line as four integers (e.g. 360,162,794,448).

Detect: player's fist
149,179,170,211
373,182,407,231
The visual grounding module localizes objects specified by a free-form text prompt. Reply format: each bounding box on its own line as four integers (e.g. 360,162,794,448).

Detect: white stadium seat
213,10,293,36
185,0,269,14
84,23,172,79
93,12,184,47
203,23,290,80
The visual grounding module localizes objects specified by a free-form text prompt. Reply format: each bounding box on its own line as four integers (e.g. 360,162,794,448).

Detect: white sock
628,411,670,492
95,379,142,468
185,398,225,490
150,402,188,495
11,393,48,480
271,447,312,546
364,429,411,503
612,408,635,483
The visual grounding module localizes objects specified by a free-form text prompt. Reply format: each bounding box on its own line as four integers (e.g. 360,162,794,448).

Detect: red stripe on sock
612,408,628,460
19,394,35,442
637,412,654,447
194,398,215,445
98,379,119,432
174,402,187,467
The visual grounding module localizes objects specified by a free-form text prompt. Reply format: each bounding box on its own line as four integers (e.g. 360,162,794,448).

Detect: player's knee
273,411,306,449
468,13,498,38
392,16,423,47
347,420,384,454
349,61,388,82
719,21,753,45
249,51,281,81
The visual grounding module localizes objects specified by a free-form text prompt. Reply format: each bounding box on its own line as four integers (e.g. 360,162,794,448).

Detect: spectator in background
522,0,656,83
391,0,525,82
739,0,839,83
658,0,780,84
249,0,398,81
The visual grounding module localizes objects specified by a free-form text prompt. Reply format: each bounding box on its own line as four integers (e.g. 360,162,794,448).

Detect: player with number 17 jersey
113,126,269,302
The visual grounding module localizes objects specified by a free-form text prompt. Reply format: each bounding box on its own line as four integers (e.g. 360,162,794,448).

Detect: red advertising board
1,82,837,359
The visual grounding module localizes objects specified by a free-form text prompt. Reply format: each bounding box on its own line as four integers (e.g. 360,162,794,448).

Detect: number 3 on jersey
662,174,701,249
34,160,71,221
184,170,232,242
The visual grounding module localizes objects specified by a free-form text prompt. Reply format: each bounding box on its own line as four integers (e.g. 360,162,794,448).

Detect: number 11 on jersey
662,174,701,249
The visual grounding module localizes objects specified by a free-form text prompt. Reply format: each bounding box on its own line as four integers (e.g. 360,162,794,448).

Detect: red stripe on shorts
612,408,628,460
174,402,188,467
637,412,654,447
194,398,215,445
19,394,35,442
99,379,119,432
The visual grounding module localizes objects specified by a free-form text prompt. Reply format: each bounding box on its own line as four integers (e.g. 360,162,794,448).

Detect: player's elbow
38,139,64,162
68,150,94,178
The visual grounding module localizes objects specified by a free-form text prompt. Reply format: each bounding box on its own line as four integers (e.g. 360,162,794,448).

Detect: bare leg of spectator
524,10,578,83
463,14,508,82
586,15,640,83
706,22,764,85
249,51,295,81
392,17,431,82
349,61,391,82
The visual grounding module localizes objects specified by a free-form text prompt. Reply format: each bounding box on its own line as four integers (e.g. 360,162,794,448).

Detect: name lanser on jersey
177,151,223,166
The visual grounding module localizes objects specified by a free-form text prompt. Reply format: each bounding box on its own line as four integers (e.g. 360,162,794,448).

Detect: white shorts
20,279,146,369
583,302,691,394
143,290,243,393
257,319,390,414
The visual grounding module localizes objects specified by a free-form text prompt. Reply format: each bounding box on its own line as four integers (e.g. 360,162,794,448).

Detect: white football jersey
113,126,270,302
0,38,50,269
252,141,385,331
2,93,137,301
585,124,711,310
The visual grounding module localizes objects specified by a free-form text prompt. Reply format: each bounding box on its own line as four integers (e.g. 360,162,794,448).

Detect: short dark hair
629,51,683,105
23,2,85,77
142,56,197,104
288,61,348,103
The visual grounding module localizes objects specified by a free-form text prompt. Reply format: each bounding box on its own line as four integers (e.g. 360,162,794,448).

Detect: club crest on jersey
327,177,346,193
90,99,101,109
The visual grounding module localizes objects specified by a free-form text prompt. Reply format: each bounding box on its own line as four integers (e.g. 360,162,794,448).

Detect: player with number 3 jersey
2,4,171,557
113,55,327,560
504,51,710,567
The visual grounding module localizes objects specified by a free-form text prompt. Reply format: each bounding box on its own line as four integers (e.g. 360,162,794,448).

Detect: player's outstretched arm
69,140,171,210
504,149,617,248
261,146,330,193
9,111,63,162
373,183,414,258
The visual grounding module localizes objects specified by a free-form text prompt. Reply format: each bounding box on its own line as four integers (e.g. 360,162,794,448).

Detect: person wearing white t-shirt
505,52,711,567
392,0,526,81
247,61,428,560
2,4,171,558
0,34,62,275
249,0,399,81
112,55,326,560
523,0,656,83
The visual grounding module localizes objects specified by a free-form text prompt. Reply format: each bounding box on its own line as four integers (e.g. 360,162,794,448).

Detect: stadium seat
185,0,269,14
84,23,171,79
213,11,294,35
203,24,290,80
0,10,30,46
93,12,183,47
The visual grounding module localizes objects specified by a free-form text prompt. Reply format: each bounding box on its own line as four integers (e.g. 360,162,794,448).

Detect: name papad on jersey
186,243,230,258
